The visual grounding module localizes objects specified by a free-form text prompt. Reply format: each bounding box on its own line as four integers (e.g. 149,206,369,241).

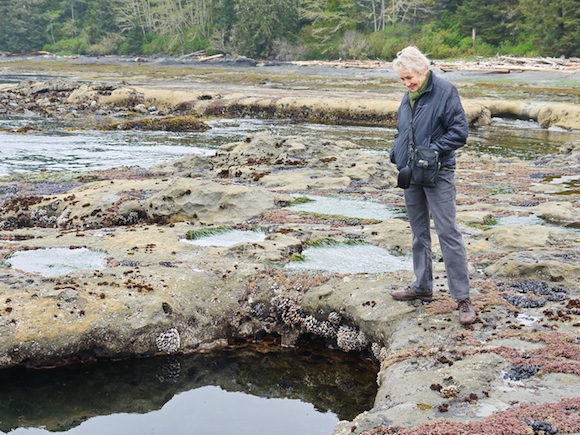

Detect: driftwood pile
437,56,580,73
291,56,580,73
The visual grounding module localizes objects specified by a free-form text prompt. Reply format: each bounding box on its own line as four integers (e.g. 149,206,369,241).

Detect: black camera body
397,165,412,189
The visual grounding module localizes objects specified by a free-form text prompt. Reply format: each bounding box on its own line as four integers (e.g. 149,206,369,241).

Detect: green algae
3,171,98,184
305,238,365,248
467,215,499,230
288,196,315,205
297,211,383,225
289,253,305,262
185,226,233,240
103,115,210,132
458,81,580,103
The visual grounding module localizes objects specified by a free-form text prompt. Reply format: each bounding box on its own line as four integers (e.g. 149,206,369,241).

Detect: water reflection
0,342,376,434
468,117,572,159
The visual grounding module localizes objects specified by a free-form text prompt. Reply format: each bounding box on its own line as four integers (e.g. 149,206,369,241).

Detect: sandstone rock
210,132,398,189
476,99,580,130
99,87,145,107
532,201,577,223
0,178,291,229
485,224,552,249
485,249,579,286
134,178,291,225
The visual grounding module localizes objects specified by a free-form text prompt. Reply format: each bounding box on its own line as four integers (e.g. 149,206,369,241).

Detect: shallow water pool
181,229,267,247
287,243,412,274
1,115,577,177
288,194,404,221
0,344,377,435
8,247,107,277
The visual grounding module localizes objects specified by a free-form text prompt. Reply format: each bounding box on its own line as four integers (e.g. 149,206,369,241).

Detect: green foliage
141,35,173,55
299,0,358,58
168,27,211,55
232,0,300,58
1,0,578,58
339,30,370,59
118,30,150,56
0,0,48,52
413,23,465,59
45,36,90,55
457,0,521,47
366,24,415,60
519,0,580,57
86,33,122,55
496,34,539,57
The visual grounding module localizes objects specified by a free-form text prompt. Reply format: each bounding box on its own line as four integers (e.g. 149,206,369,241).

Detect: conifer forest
0,0,578,60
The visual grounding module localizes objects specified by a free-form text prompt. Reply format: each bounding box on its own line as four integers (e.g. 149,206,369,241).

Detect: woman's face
398,69,428,92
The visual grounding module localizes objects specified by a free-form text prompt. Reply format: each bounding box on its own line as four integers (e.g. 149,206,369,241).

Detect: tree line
0,0,578,60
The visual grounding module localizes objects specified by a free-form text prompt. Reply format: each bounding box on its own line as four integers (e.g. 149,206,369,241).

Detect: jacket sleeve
390,99,412,169
430,87,468,154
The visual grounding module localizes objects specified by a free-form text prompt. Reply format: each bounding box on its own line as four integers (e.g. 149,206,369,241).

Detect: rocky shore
0,59,578,434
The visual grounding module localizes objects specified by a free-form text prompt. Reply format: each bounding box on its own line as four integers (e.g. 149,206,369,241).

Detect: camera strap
406,121,416,166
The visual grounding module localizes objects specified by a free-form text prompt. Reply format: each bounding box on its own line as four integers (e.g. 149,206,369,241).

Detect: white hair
392,46,430,75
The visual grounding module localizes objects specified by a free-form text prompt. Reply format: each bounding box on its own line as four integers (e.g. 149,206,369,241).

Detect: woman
389,46,476,325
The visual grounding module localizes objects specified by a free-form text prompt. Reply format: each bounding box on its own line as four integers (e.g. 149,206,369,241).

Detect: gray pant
403,169,470,300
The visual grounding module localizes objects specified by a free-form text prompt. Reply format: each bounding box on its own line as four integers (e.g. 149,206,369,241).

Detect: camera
397,166,412,189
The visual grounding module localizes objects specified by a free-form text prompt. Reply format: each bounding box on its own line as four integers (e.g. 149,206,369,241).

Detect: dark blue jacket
390,72,468,170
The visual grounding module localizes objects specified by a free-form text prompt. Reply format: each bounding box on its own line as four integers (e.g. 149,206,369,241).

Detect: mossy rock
103,115,210,132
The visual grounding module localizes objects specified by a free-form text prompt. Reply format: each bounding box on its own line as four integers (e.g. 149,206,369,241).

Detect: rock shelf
0,60,578,434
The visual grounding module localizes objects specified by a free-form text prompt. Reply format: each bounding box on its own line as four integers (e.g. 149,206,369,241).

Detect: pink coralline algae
363,397,580,435
490,339,580,376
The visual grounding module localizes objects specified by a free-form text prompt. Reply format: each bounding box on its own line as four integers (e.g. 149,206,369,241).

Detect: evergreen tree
232,0,299,58
300,0,358,57
520,0,579,57
0,0,577,58
0,0,48,52
456,0,520,46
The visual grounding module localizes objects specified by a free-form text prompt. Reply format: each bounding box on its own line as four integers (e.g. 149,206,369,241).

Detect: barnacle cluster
155,328,181,354
440,385,460,398
302,315,337,339
336,325,369,352
267,294,372,353
371,342,387,361
272,294,304,327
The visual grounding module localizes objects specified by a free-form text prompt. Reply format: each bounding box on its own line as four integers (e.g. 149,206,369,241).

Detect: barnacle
156,328,181,354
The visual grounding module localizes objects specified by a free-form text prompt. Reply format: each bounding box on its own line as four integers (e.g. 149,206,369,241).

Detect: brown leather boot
391,287,433,302
458,298,476,325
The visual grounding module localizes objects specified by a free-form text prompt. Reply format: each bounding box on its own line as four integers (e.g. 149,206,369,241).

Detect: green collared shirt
409,71,432,109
